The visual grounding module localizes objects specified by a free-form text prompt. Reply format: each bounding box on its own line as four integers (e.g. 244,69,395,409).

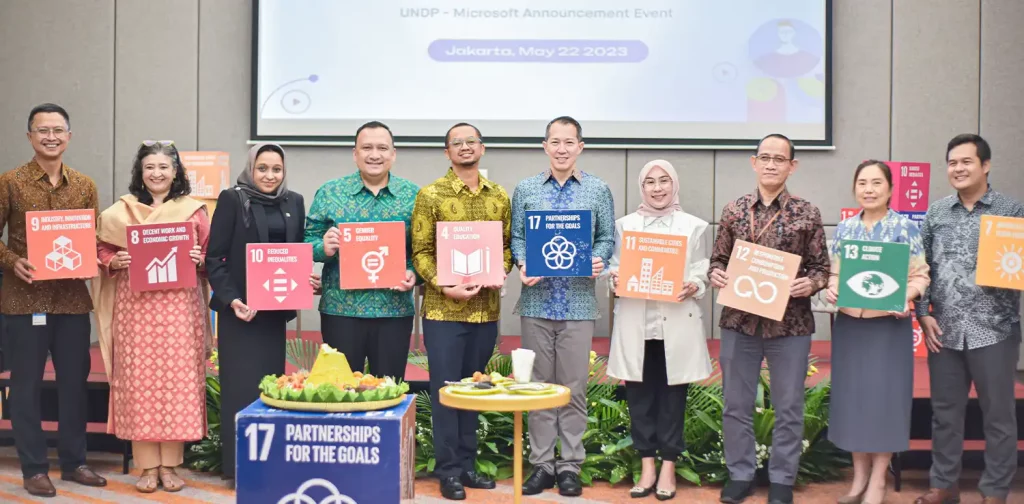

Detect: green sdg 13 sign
836,239,911,312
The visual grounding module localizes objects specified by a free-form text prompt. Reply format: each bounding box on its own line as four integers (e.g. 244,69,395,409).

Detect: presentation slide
254,0,829,145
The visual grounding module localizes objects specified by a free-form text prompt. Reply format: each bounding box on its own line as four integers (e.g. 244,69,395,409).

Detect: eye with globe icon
846,270,900,299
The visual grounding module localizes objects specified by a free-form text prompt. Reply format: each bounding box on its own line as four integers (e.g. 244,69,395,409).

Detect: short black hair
355,121,394,145
853,159,893,207
28,103,70,132
946,133,991,163
545,116,582,141
445,122,483,147
128,142,192,205
756,133,795,160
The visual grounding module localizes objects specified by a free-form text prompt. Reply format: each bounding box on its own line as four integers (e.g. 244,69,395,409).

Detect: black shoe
767,483,793,504
440,476,466,500
522,468,555,496
720,479,754,503
460,470,496,489
557,471,582,497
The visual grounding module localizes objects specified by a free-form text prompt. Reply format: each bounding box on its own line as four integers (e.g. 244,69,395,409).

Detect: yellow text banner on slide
716,239,801,321
976,215,1024,290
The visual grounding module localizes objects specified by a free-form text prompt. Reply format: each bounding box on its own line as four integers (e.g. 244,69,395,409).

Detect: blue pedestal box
236,395,415,504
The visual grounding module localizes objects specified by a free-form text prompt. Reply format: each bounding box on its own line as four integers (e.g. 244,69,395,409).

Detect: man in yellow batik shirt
411,123,512,501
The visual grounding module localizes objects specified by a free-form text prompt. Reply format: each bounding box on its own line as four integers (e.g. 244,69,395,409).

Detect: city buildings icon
146,247,179,284
45,236,82,272
626,258,674,296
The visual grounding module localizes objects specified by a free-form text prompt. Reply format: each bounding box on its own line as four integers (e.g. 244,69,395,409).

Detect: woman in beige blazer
607,159,713,501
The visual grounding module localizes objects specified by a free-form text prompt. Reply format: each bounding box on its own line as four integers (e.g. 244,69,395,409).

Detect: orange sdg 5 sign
614,231,687,303
716,240,801,321
25,209,98,281
975,215,1024,290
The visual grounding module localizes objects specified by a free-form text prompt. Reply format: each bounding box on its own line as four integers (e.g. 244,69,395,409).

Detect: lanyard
749,202,785,245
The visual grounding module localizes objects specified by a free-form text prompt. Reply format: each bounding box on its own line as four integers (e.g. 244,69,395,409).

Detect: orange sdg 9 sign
25,209,98,281
614,231,687,302
975,215,1024,290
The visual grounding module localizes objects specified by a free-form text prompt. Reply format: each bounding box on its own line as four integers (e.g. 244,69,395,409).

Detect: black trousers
6,313,91,477
321,314,413,380
423,320,497,479
217,310,286,478
625,339,689,461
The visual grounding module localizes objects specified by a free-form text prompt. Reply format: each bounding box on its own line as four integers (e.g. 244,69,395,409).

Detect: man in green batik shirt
305,121,420,380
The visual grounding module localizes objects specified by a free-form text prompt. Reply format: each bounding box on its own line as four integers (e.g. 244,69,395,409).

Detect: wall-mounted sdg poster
836,239,910,312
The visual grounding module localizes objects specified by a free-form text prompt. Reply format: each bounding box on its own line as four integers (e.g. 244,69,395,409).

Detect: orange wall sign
614,231,687,302
26,209,98,280
716,239,801,321
179,151,230,200
976,215,1024,290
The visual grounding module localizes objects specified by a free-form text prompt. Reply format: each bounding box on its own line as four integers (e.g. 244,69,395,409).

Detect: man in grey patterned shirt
914,134,1024,504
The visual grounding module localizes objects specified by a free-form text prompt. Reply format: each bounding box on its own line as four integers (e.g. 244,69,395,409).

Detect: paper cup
512,349,535,384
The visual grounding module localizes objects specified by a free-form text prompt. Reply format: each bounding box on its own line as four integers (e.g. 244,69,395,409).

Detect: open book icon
452,248,490,276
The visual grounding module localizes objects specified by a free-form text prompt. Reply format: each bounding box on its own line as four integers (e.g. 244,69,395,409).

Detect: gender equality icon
524,210,592,277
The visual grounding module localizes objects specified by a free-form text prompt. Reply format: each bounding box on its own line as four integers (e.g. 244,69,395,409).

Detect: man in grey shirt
914,134,1024,504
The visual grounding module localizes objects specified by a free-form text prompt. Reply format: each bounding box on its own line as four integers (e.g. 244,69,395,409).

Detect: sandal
158,466,185,492
136,468,159,493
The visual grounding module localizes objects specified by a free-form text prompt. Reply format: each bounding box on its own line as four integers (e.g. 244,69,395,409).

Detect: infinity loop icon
732,275,778,304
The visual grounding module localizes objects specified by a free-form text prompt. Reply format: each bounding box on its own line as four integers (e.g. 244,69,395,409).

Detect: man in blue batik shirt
511,116,615,497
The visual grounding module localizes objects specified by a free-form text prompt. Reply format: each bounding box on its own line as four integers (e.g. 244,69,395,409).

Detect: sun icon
994,244,1024,281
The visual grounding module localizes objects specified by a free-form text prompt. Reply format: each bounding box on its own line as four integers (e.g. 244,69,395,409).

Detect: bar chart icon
146,247,178,284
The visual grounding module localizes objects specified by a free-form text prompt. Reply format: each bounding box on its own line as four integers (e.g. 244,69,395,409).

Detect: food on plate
505,383,558,395
461,371,514,386
259,344,408,403
447,384,503,396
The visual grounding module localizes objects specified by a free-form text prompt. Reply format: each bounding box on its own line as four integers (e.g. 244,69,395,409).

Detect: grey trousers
927,324,1020,499
521,317,594,475
720,329,811,485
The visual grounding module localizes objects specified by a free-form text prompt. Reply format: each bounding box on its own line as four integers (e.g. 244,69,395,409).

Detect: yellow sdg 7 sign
976,215,1024,290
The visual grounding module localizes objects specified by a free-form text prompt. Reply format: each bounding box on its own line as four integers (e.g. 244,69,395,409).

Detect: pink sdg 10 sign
245,243,314,311
884,161,930,212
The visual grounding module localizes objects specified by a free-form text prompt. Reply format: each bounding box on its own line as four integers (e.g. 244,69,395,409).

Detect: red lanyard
749,203,785,245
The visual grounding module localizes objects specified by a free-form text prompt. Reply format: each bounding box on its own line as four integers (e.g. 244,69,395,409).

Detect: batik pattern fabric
509,169,615,321
915,186,1024,350
411,169,512,323
305,172,419,318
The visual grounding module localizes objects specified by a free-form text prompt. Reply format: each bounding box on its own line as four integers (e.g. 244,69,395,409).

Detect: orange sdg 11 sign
25,209,98,281
614,231,687,302
975,215,1024,290
179,151,230,200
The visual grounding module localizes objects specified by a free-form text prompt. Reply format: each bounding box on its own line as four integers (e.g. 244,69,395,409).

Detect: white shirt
642,215,672,340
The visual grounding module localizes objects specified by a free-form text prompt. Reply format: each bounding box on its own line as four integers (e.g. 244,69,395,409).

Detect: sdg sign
524,210,592,277
836,239,910,312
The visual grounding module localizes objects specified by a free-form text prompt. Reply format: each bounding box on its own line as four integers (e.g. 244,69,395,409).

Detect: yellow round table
439,384,570,504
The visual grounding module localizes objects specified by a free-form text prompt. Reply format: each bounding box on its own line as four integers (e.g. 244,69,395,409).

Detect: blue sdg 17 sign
525,210,593,277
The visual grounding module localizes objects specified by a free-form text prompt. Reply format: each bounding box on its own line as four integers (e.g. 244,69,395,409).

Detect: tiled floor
0,448,1021,503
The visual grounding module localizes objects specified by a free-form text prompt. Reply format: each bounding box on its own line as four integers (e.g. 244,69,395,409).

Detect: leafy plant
186,353,223,472
286,337,320,372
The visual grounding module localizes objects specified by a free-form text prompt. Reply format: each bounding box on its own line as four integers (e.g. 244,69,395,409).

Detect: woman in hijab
206,143,318,482
94,140,211,493
606,160,713,501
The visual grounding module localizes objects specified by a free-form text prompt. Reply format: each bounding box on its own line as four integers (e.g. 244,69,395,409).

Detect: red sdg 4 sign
246,243,314,311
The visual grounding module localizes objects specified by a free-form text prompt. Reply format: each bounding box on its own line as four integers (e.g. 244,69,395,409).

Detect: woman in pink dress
93,141,211,493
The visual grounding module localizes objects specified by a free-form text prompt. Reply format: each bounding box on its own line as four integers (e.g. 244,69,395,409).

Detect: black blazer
206,187,306,319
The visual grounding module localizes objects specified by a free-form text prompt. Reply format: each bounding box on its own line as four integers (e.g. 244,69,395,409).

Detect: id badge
32,313,46,326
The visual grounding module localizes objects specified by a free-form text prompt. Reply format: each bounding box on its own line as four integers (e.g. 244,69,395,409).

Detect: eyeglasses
755,154,791,165
449,137,480,148
142,140,175,147
33,127,68,137
642,177,673,189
